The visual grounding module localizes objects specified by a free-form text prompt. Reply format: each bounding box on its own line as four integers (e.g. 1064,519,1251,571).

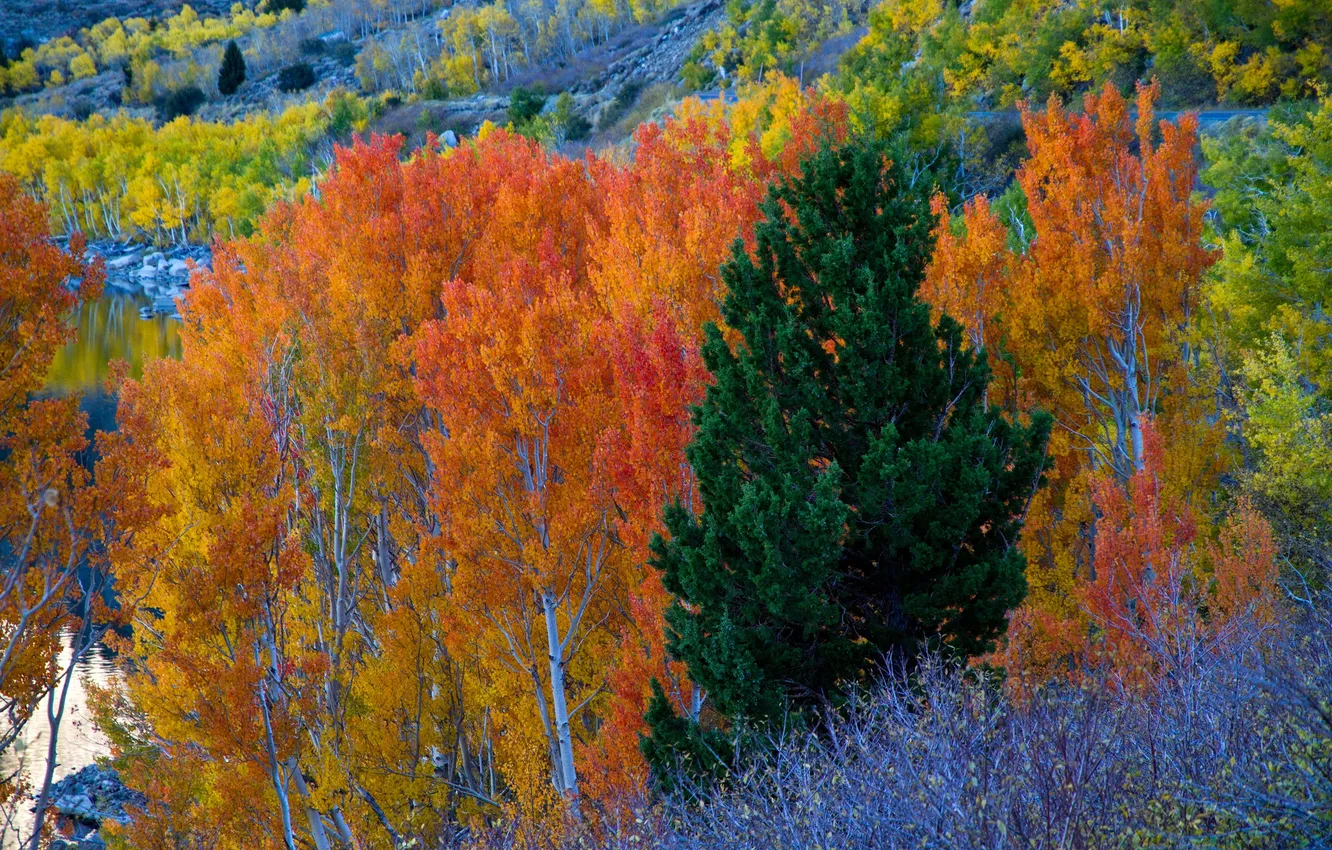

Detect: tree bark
542,590,579,807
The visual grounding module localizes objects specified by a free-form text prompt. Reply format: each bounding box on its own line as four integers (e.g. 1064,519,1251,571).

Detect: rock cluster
574,0,723,98
45,763,146,849
92,241,212,319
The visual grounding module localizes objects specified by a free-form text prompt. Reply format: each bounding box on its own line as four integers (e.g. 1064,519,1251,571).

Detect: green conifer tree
642,136,1050,786
217,40,246,96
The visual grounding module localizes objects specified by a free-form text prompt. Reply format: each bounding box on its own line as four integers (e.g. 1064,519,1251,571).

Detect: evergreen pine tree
642,136,1050,785
217,40,246,96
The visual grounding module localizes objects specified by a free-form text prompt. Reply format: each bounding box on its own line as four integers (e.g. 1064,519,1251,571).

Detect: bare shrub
467,601,1332,850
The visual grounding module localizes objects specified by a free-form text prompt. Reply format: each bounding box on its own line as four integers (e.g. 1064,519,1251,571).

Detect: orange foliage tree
923,81,1225,678
410,142,620,820
0,175,142,847
1007,80,1215,483
1075,421,1277,690
106,90,847,846
109,134,560,850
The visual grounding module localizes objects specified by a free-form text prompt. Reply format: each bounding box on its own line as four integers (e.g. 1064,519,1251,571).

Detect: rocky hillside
361,0,724,149
1,0,232,49
5,0,724,144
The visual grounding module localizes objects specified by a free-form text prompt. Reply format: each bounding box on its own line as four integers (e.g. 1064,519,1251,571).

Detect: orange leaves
0,176,110,751
593,118,757,334
0,174,100,415
925,82,1240,688
1007,81,1216,477
100,88,850,843
923,193,1014,406
924,193,1007,352
1016,79,1212,333
1077,421,1278,685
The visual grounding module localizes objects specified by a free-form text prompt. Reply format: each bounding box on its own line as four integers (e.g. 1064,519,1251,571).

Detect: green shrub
156,85,206,122
277,63,316,93
507,86,546,128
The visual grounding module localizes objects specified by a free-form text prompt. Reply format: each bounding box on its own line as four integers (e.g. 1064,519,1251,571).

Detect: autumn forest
3,0,1332,848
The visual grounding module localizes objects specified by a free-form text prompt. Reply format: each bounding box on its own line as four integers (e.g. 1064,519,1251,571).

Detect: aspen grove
2,30,1328,846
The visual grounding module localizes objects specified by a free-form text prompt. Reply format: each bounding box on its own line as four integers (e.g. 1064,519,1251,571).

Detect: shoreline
64,238,213,320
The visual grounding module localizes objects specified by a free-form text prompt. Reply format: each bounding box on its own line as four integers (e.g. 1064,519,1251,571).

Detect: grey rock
441,129,459,148
47,764,146,831
105,253,139,270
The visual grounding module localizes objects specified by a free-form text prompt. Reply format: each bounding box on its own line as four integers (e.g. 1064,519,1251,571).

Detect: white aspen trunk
25,646,77,850
1128,405,1145,472
288,756,334,850
331,807,355,848
528,660,565,794
257,645,299,850
542,590,579,806
1122,304,1146,473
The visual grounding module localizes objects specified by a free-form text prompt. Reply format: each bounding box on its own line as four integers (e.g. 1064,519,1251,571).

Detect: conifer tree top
218,40,246,96
647,136,1050,759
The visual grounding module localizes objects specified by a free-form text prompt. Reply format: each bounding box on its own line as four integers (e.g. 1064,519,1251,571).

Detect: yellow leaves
7,0,294,95
0,98,348,244
83,98,850,842
934,83,1229,684
69,52,97,80
1240,336,1332,507
883,0,944,34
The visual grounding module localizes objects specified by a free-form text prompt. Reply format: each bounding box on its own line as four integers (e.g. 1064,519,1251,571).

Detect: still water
0,639,120,847
1,291,181,846
46,289,182,398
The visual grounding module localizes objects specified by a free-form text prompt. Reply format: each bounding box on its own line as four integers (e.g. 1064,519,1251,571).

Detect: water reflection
0,639,118,849
0,291,181,847
46,291,182,395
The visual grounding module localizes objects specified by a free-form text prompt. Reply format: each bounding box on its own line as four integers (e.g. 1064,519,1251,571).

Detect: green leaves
644,135,1050,788
217,40,245,95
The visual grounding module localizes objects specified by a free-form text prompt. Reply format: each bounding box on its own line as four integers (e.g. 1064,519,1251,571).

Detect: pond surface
46,289,182,399
1,289,182,847
0,638,119,849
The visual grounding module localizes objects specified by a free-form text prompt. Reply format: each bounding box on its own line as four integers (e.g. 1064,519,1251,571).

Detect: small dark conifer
217,40,246,96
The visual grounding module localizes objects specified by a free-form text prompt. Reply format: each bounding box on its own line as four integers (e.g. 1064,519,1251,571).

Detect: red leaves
0,175,114,741
102,95,851,840
1079,419,1278,687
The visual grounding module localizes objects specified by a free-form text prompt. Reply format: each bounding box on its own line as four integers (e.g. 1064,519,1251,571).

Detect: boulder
166,259,190,277
104,253,139,270
441,129,459,148
57,793,99,824
47,764,146,828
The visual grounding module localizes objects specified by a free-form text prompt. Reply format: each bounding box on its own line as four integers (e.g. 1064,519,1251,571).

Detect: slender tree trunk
528,661,564,794
257,643,298,850
25,641,77,850
288,756,334,850
542,590,579,807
